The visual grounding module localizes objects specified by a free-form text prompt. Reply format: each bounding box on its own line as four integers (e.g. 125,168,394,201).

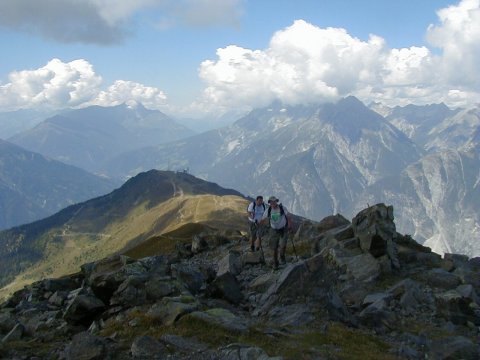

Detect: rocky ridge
1,204,479,359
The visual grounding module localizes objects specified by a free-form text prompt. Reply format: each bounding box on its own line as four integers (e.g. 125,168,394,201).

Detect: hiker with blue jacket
261,196,292,270
247,195,266,252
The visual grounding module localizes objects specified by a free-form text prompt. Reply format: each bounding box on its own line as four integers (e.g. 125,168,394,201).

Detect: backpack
249,201,266,213
267,204,288,227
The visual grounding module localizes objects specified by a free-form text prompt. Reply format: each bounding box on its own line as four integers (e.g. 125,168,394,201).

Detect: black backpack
249,201,266,213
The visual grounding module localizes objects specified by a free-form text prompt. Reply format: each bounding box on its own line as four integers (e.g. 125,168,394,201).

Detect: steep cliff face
353,149,480,256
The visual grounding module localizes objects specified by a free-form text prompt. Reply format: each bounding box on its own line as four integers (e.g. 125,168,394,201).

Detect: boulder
145,277,176,301
435,290,479,325
208,272,244,305
242,251,264,265
351,203,400,269
160,334,209,353
217,251,243,276
131,335,168,359
62,331,109,360
147,299,197,326
423,269,462,290
110,275,148,307
185,309,248,333
63,291,105,326
428,336,479,360
218,343,282,360
81,255,147,304
191,234,208,254
1,323,24,343
171,263,206,295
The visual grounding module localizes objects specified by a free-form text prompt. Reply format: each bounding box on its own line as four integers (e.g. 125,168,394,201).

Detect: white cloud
198,1,480,112
427,0,480,87
91,80,167,109
0,0,244,44
0,59,168,112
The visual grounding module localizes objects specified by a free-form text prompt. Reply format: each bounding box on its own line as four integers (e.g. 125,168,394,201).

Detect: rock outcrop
1,203,479,359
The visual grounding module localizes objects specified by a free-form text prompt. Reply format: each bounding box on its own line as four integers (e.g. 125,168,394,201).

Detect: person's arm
284,207,293,230
260,207,269,225
247,203,255,222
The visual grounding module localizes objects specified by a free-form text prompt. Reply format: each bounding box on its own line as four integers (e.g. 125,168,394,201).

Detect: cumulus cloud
91,80,167,108
198,0,480,111
0,59,168,112
0,0,243,44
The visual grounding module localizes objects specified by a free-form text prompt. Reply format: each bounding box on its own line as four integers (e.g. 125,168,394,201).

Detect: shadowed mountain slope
0,139,117,230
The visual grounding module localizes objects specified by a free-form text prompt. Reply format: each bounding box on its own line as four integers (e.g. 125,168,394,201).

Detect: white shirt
247,201,266,222
262,204,288,229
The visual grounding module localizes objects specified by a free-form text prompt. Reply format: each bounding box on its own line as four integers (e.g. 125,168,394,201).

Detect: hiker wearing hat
247,195,266,252
261,196,292,270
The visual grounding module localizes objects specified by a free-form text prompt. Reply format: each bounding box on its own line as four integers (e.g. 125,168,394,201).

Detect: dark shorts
249,222,266,239
268,227,288,250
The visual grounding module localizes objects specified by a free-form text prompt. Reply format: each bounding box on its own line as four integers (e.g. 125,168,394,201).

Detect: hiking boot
250,244,255,252
272,260,279,270
255,246,260,252
280,254,286,264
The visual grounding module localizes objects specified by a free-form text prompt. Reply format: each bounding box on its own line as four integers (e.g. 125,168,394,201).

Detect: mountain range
2,97,479,258
102,97,479,257
0,138,116,230
8,103,195,174
0,170,247,297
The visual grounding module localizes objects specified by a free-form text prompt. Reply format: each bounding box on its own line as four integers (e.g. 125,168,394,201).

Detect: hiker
261,196,292,269
247,195,266,252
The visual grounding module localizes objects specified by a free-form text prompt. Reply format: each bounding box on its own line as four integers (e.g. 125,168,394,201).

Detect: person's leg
269,228,280,269
279,228,287,264
249,222,256,251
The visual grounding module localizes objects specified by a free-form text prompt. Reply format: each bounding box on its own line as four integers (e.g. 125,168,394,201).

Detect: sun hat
267,196,279,204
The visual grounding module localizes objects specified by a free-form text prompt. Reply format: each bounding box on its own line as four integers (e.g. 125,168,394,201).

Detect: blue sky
0,0,478,118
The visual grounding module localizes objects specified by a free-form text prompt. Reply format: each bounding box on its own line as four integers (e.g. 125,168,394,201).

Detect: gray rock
435,290,478,325
363,292,391,306
192,234,208,254
242,251,264,265
218,343,283,359
147,299,197,326
428,336,479,360
423,269,462,289
0,312,16,334
63,331,108,360
110,275,148,306
209,272,244,305
160,334,209,353
171,263,206,295
456,284,479,304
249,273,278,293
358,304,396,333
139,255,171,276
63,292,105,325
145,277,176,301
186,309,248,333
82,254,146,304
131,335,168,359
48,290,68,307
1,323,24,343
217,251,243,276
267,303,315,327
331,250,381,282
351,203,400,269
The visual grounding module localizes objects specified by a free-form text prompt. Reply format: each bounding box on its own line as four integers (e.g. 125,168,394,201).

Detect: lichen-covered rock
131,335,168,359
